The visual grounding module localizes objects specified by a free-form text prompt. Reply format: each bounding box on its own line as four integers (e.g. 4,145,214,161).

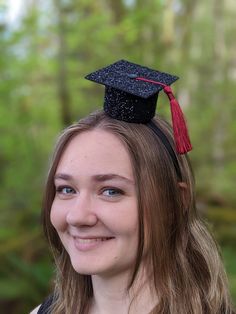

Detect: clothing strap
38,295,54,314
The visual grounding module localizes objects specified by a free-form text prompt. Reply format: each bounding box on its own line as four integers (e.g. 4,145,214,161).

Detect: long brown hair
42,110,234,314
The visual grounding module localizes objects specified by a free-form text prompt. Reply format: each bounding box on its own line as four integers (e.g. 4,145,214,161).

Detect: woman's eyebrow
92,174,134,184
54,173,73,181
54,173,135,184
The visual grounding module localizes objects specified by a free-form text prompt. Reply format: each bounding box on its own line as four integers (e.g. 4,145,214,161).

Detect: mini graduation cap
85,59,192,154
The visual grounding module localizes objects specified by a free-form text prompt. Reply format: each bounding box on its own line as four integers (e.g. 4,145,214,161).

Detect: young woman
31,60,235,313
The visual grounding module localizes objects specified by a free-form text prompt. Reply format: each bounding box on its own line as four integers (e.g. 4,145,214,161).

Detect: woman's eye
56,186,76,195
102,188,123,197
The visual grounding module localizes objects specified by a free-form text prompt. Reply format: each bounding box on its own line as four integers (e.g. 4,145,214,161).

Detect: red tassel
164,86,192,154
135,77,192,154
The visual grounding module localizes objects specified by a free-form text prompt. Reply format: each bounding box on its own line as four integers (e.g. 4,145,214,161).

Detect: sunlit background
0,0,236,313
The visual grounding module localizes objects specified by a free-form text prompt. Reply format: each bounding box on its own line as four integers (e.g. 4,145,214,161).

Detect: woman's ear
178,182,189,209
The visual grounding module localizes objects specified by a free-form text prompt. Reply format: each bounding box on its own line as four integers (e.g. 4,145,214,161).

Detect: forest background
0,0,236,313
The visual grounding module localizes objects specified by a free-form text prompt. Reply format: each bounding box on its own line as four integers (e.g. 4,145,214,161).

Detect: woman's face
50,129,139,278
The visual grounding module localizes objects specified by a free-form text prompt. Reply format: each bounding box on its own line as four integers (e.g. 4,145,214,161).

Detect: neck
89,268,157,314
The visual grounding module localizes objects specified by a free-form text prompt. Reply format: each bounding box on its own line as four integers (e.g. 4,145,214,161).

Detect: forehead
56,129,133,177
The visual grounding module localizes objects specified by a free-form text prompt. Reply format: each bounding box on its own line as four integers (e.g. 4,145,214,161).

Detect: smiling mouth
72,236,114,251
74,237,114,243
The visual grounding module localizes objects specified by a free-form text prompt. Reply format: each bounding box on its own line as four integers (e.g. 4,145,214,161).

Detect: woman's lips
72,236,114,251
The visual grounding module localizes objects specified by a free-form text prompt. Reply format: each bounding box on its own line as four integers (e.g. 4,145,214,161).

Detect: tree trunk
212,0,227,172
54,0,72,126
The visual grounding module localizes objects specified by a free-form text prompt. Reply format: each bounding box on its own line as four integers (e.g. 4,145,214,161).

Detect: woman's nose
66,193,98,227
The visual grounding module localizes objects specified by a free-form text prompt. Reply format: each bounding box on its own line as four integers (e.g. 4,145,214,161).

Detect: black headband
147,120,182,180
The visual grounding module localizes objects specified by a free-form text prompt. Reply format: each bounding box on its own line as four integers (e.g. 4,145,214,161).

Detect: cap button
127,73,138,79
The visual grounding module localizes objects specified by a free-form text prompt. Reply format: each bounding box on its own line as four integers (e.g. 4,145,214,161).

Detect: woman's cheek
50,201,66,231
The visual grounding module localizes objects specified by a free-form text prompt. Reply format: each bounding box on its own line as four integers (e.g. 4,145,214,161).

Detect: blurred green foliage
222,247,236,303
206,207,236,246
0,0,235,313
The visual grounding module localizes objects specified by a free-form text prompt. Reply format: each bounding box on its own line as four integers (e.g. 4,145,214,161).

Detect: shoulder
30,304,41,314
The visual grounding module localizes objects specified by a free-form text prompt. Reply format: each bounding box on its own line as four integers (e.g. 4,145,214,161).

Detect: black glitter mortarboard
85,59,192,155
85,59,178,123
